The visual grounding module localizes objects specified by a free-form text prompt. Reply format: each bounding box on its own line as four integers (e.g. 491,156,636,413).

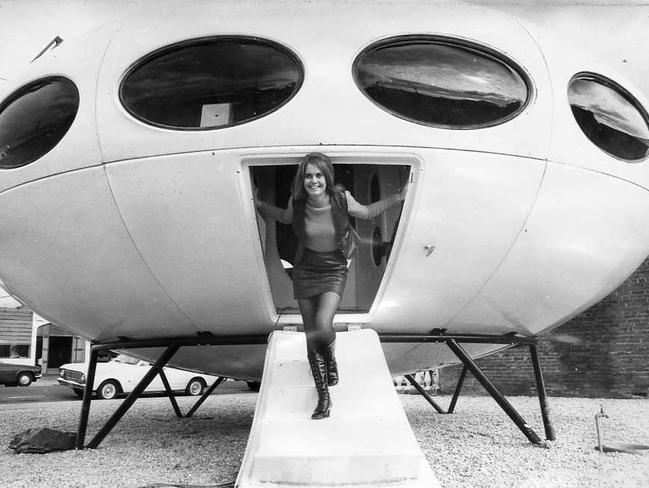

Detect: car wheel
246,381,261,392
17,372,33,387
73,388,85,398
97,380,120,400
186,378,205,396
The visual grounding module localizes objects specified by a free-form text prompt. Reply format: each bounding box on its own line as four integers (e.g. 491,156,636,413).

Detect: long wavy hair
291,152,341,201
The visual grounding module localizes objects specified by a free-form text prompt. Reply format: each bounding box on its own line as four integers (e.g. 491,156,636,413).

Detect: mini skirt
293,247,348,299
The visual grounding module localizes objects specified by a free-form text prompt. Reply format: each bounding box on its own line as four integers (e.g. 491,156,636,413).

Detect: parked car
58,354,219,399
0,360,42,387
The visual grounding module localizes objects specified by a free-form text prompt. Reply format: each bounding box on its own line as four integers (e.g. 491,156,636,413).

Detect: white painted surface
451,163,649,335
0,1,648,377
236,329,441,488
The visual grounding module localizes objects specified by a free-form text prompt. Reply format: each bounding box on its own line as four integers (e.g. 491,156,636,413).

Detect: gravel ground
0,393,647,487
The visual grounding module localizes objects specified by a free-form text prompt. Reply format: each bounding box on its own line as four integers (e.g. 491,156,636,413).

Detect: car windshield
113,354,141,365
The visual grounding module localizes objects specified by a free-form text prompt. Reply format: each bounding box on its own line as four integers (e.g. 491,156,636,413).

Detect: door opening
251,161,410,313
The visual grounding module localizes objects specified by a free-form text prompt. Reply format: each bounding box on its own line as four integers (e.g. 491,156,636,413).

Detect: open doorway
250,159,410,314
36,323,82,372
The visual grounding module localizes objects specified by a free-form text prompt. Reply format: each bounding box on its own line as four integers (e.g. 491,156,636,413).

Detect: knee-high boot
325,340,338,386
307,350,331,419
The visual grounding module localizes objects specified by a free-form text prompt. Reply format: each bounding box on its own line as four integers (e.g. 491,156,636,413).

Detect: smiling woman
253,152,408,420
251,158,410,314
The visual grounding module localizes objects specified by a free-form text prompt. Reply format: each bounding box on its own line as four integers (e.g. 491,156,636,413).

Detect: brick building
441,259,649,398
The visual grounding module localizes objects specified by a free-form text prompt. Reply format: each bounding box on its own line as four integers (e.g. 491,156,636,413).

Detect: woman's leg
298,297,319,351
314,292,340,386
313,291,340,345
298,296,330,419
299,292,339,352
298,292,341,419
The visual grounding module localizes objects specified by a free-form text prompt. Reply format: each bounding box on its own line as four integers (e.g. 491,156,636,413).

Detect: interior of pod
250,160,411,314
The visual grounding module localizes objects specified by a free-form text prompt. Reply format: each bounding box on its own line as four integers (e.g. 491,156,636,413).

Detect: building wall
441,259,649,398
0,307,88,369
0,307,33,359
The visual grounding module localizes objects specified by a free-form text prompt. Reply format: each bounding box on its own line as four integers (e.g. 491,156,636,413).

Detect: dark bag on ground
9,427,76,453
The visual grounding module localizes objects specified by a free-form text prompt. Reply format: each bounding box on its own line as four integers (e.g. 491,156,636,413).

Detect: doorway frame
240,149,421,327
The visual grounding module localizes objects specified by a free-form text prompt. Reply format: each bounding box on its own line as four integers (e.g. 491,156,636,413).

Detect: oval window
353,36,530,129
568,73,649,161
120,37,303,130
0,77,79,169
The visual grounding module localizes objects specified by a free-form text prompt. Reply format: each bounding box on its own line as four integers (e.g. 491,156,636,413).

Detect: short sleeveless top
292,192,350,253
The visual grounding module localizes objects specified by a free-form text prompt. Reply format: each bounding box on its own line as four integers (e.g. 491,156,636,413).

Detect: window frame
352,34,533,130
0,76,79,170
568,71,649,163
118,35,305,131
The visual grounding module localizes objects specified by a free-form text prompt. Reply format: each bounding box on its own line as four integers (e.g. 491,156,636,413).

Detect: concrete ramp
235,329,441,488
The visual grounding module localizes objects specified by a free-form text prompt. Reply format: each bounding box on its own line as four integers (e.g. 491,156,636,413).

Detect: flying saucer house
0,1,648,394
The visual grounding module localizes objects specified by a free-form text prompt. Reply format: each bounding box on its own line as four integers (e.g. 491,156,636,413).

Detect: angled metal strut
382,332,556,446
86,344,180,449
75,334,268,449
75,331,554,449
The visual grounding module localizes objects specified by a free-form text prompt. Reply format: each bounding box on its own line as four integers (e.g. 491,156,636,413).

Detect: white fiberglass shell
0,1,649,378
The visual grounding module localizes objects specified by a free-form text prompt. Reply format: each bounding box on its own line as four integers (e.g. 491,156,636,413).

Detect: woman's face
303,163,327,198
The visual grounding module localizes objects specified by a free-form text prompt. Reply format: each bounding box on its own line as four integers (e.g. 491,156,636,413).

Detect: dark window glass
0,77,79,169
370,174,381,203
568,74,649,161
371,226,383,267
120,37,303,130
353,36,530,129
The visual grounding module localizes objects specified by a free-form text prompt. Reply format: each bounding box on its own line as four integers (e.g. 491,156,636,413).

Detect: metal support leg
76,347,99,449
404,374,446,414
185,376,226,418
446,339,544,446
86,345,180,449
529,343,556,441
447,364,468,414
158,368,183,418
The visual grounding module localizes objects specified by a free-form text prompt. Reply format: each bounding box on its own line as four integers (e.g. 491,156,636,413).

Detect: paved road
0,376,79,404
0,376,254,406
